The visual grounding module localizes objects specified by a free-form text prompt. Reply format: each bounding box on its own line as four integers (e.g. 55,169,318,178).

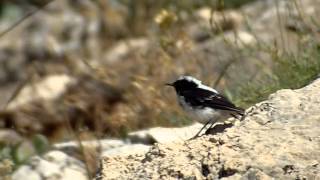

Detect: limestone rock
102,144,151,157
0,130,22,145
7,74,75,110
99,78,320,179
103,38,150,64
12,166,41,180
12,150,87,180
189,9,244,42
54,139,125,155
128,123,204,144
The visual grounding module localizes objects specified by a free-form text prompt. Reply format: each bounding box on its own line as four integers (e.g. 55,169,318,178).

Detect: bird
166,76,245,138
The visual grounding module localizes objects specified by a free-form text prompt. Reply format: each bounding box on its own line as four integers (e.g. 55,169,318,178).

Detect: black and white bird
166,76,245,138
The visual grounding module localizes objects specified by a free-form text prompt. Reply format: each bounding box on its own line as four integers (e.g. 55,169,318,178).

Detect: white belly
187,107,223,124
178,96,227,124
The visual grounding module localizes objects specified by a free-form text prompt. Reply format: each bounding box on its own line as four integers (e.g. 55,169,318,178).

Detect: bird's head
166,76,201,93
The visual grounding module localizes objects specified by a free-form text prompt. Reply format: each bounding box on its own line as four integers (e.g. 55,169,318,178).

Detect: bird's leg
189,121,211,140
240,113,246,121
206,120,216,131
204,119,219,135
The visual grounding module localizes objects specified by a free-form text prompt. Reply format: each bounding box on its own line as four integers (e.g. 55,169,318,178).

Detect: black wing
181,88,244,115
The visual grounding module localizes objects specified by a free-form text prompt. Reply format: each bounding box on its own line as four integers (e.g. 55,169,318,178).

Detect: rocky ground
10,123,205,179
99,78,320,179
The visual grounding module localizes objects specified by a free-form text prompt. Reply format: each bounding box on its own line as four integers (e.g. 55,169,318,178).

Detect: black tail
230,107,245,121
236,107,245,116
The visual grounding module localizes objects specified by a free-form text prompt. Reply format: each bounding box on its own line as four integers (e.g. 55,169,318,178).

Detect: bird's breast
178,96,225,124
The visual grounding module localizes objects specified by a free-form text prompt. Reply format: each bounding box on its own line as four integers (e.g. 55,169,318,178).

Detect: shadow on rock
205,123,233,135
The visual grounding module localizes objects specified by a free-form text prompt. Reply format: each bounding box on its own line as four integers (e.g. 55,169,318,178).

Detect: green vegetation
233,40,320,108
0,134,49,171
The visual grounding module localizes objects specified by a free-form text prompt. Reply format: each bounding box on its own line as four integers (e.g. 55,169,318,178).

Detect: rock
54,139,125,155
196,9,243,28
53,138,152,158
127,129,153,144
12,150,87,180
189,9,244,42
103,38,150,64
102,144,151,157
1,74,124,140
128,123,204,144
218,31,256,48
12,165,41,180
43,151,85,169
7,74,75,110
99,78,320,179
32,157,62,178
0,130,22,145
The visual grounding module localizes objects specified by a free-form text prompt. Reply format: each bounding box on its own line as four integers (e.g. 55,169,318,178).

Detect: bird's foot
188,136,197,141
188,133,204,140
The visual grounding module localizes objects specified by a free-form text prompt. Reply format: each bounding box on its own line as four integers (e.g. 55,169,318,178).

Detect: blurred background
0,0,319,178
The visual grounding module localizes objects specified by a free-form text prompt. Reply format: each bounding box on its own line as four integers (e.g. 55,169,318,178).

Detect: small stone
12,166,41,180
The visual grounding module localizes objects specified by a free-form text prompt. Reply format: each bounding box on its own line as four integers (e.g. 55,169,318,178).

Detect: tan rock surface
99,79,320,179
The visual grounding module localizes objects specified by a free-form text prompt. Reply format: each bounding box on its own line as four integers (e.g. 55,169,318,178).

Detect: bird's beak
165,83,173,86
